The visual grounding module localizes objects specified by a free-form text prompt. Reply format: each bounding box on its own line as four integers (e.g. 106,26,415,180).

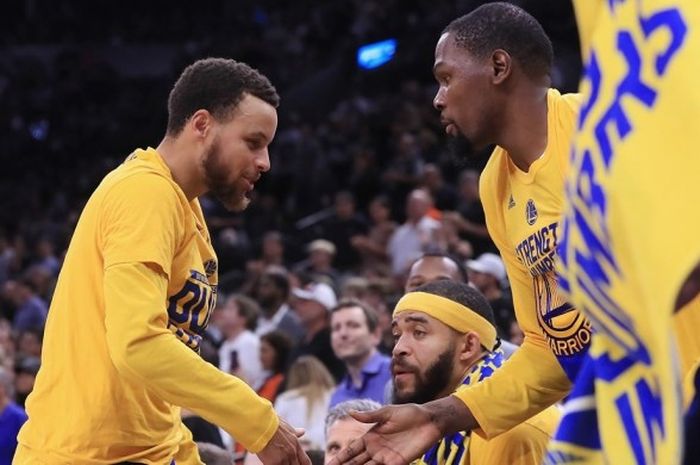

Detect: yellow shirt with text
454,89,584,437
15,148,278,465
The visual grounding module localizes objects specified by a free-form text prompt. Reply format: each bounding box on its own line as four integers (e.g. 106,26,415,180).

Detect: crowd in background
0,0,581,462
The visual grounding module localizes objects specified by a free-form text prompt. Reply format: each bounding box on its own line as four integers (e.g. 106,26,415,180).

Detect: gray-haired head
325,398,381,435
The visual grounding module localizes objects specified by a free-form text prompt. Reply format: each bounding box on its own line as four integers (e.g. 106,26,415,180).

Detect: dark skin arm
328,395,477,465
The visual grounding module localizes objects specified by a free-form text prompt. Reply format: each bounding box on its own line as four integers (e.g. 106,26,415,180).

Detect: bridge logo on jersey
526,199,538,225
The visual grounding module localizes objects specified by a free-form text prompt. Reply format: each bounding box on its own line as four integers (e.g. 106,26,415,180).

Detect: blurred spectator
196,442,235,465
329,300,391,407
216,295,265,390
419,163,458,212
466,253,514,338
14,356,40,408
0,233,15,286
289,281,345,381
404,253,466,293
318,191,368,271
443,170,495,257
294,240,341,288
323,399,381,465
253,268,305,344
32,237,61,277
350,195,396,278
0,366,27,465
274,356,335,451
257,330,293,403
181,408,226,449
509,319,525,346
2,275,48,332
242,231,287,294
15,329,42,359
387,189,442,281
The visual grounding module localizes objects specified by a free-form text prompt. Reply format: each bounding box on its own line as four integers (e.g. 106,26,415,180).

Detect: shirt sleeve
103,261,279,452
99,173,184,277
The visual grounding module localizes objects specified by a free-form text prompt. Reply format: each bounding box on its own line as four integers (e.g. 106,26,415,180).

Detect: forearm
104,262,278,452
424,394,478,436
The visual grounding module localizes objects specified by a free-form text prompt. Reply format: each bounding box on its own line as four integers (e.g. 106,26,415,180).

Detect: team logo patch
203,259,218,277
526,199,538,225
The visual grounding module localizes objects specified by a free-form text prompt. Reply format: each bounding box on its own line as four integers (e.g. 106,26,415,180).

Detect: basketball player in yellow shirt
329,3,587,464
14,58,311,465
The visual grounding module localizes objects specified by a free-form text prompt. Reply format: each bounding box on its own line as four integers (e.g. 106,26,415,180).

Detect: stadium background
0,0,581,459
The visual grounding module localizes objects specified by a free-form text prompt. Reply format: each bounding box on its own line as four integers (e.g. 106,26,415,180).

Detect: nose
433,87,446,111
257,148,271,173
392,334,410,358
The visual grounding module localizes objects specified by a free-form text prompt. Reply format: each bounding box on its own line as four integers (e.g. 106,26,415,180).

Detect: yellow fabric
15,148,278,464
394,292,497,351
556,1,700,463
454,89,583,437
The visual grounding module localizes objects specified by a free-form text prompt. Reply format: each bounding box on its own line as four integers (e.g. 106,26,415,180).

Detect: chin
220,195,250,212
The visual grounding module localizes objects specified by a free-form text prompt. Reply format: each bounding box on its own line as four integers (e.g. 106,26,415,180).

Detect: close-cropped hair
166,57,279,135
444,2,554,79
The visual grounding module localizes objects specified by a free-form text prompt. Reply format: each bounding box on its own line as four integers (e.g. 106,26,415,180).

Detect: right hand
327,396,474,465
256,418,311,465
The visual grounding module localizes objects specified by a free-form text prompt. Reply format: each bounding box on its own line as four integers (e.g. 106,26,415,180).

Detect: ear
491,49,512,85
189,109,214,140
457,331,482,363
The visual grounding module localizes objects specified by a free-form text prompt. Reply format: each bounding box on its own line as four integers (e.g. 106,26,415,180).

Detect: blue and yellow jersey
553,1,700,464
15,148,278,464
454,89,585,437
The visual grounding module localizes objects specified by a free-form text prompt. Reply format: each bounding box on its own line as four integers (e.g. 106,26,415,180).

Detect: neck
225,326,245,341
441,352,488,397
157,136,204,201
497,85,549,173
346,349,377,387
304,318,327,342
263,300,283,318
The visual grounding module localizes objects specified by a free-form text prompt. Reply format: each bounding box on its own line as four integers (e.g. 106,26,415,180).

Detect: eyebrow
247,131,270,142
392,314,430,328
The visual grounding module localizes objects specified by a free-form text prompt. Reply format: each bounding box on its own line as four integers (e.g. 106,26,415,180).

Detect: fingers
348,407,388,424
327,438,367,465
293,427,305,438
294,438,312,465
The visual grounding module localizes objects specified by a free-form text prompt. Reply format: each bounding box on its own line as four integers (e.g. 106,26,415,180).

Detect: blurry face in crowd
200,94,277,212
256,274,282,307
433,32,498,156
406,191,431,221
325,418,374,464
369,199,390,224
405,256,463,292
468,269,499,294
330,306,379,364
260,339,277,371
214,298,244,338
391,311,459,404
292,298,327,327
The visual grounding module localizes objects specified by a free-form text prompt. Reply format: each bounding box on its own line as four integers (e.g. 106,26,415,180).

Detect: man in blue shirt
329,300,392,407
0,367,27,465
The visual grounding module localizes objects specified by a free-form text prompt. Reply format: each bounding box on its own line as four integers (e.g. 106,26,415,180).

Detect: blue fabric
330,352,392,407
0,402,27,465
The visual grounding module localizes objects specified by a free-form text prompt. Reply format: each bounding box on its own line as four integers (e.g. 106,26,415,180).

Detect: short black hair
166,57,280,135
414,280,496,329
444,2,553,80
330,299,379,332
261,268,291,299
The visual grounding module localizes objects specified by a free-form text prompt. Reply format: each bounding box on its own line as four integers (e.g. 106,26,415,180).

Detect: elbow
106,333,145,382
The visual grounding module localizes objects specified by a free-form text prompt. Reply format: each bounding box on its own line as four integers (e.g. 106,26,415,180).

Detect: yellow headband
393,291,497,351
